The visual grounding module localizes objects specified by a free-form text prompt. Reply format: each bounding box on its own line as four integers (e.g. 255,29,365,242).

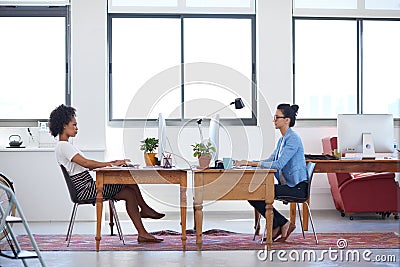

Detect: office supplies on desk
210,160,224,169
233,166,257,170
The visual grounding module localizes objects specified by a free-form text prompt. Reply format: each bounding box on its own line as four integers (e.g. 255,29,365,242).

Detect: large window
109,14,256,124
294,18,400,118
362,20,400,115
293,0,400,119
294,19,357,118
0,6,69,124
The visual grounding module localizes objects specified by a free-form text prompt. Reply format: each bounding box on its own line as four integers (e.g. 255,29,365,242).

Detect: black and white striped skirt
70,170,123,201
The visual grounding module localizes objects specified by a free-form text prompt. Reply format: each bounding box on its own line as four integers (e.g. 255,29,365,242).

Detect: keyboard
304,154,339,160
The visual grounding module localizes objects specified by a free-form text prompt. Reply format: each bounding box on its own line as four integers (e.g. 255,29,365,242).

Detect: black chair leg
297,203,305,239
109,200,125,245
304,202,318,244
253,213,261,241
66,203,78,246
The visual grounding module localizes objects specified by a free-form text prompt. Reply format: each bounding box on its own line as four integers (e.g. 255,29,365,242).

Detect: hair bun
291,104,299,115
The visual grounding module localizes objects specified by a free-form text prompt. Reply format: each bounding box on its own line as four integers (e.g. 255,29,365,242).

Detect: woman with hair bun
236,103,307,242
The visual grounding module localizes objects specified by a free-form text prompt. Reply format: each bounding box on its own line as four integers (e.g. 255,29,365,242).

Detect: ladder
0,180,46,267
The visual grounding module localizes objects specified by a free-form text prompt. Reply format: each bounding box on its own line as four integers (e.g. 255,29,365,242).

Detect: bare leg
125,184,147,208
125,184,165,219
114,187,159,240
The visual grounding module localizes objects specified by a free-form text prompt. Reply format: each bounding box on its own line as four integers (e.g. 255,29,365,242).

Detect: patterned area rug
1,230,399,251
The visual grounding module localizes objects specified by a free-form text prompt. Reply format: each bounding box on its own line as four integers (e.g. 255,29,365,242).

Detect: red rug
1,230,399,251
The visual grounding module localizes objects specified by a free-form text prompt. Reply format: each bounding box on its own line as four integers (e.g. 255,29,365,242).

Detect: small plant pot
198,155,211,169
144,153,157,166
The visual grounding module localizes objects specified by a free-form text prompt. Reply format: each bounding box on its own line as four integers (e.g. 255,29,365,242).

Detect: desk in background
310,159,400,173
292,159,400,230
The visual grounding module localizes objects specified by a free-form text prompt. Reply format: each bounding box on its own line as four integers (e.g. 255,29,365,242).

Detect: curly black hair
49,104,76,137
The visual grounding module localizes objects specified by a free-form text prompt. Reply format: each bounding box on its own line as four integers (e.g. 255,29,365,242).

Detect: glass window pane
111,18,181,120
294,20,357,118
0,0,69,4
183,18,253,119
0,17,65,119
186,0,252,8
294,0,357,9
109,0,177,7
363,20,400,117
365,0,400,10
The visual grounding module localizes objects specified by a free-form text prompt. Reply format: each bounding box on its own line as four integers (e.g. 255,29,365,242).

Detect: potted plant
191,141,216,169
140,137,159,166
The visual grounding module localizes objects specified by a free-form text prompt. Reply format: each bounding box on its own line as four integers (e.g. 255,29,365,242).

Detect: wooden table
94,167,187,252
293,159,400,230
310,159,400,173
193,169,276,251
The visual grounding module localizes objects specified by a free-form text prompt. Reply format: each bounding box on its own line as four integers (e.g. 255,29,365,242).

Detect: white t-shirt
55,141,88,176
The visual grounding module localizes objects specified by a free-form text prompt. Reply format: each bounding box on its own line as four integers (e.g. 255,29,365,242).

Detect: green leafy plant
191,141,216,158
139,137,159,153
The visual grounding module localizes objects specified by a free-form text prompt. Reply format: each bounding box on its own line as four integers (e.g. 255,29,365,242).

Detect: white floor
1,210,399,267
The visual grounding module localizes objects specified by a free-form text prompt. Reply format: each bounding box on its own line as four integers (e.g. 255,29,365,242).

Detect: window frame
107,13,257,127
0,5,71,127
292,16,400,121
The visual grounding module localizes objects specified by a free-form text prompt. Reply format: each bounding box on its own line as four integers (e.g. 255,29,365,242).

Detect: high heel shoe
275,223,295,242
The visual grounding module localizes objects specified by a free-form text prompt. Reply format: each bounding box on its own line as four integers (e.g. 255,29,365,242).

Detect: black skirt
70,170,123,201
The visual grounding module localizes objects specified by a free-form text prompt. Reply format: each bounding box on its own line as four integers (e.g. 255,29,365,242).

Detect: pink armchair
322,137,399,220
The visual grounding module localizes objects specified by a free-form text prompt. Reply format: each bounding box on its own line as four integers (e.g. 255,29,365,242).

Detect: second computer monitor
337,114,394,158
158,113,166,165
209,114,220,161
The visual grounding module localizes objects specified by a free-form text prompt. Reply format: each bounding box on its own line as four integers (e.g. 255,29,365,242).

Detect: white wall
70,0,107,150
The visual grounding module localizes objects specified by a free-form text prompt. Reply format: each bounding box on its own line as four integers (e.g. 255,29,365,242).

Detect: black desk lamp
196,98,245,141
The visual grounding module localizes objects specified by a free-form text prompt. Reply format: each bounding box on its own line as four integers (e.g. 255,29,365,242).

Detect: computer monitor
209,114,220,161
337,114,394,159
158,113,166,166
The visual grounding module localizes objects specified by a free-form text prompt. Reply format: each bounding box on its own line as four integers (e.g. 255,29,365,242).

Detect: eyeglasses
274,115,286,120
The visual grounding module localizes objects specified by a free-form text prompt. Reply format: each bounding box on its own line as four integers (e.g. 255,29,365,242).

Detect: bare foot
275,222,295,242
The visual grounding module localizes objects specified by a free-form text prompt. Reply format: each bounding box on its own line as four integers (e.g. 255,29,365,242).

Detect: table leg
109,201,114,236
194,173,203,250
95,173,104,252
264,172,275,251
180,180,187,250
264,200,273,251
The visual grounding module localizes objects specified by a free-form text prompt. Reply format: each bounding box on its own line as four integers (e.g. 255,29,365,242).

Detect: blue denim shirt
260,128,308,187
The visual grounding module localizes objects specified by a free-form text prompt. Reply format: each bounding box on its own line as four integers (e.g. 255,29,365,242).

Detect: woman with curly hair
49,104,164,243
